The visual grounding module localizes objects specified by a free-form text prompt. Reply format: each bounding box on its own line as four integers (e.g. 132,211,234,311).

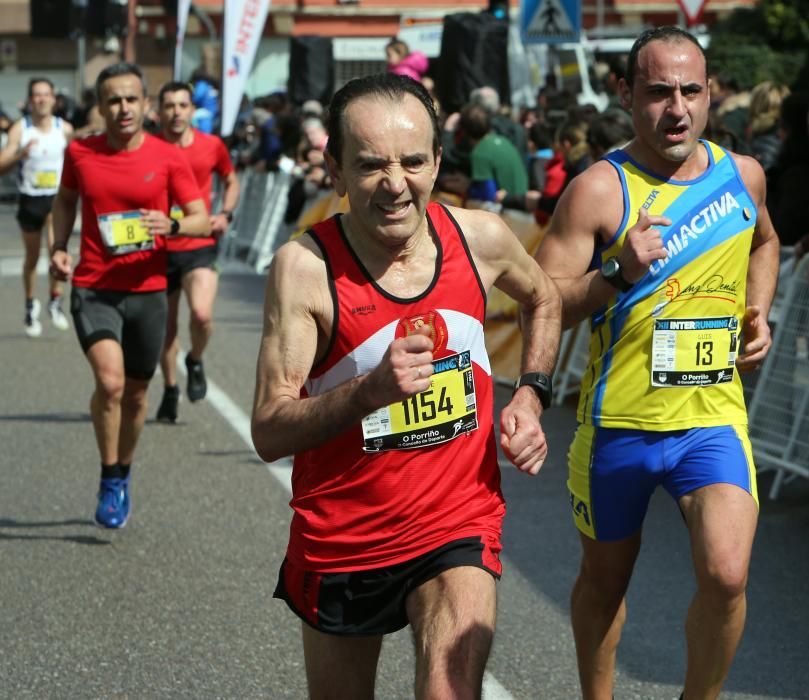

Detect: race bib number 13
361,350,478,452
651,316,738,387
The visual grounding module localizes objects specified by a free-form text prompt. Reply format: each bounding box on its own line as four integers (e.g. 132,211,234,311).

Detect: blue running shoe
94,477,130,529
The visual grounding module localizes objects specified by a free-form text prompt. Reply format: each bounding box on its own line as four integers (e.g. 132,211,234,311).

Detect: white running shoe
25,299,42,338
47,298,70,331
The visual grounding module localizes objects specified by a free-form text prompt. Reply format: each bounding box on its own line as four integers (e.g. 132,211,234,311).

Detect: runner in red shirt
252,74,561,698
154,81,240,423
50,63,210,529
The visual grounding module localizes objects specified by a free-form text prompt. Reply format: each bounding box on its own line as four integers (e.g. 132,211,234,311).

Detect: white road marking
181,361,515,700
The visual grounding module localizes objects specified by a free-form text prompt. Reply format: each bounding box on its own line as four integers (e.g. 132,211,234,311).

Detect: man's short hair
158,81,193,106
28,78,54,98
626,26,707,89
95,62,148,103
325,73,440,166
469,86,500,116
459,104,490,141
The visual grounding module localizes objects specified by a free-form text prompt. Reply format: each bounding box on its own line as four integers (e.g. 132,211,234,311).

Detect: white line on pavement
186,362,515,700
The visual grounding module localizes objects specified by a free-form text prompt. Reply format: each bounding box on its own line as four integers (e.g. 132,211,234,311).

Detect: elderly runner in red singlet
252,73,561,698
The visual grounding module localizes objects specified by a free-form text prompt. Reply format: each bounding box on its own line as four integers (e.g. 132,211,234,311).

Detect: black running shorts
166,244,219,295
273,536,501,637
70,287,168,380
17,193,55,232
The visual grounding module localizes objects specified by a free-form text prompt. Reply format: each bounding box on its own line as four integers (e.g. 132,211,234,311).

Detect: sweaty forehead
343,94,432,147
637,39,706,83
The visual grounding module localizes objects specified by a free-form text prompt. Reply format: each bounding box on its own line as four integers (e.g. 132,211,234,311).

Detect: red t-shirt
158,129,235,252
62,133,201,292
288,202,505,573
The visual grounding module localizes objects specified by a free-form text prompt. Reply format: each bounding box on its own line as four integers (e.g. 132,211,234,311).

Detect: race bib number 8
362,350,478,452
98,210,153,256
651,316,738,387
34,170,58,189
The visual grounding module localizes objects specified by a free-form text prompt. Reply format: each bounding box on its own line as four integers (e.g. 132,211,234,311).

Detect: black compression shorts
70,286,168,380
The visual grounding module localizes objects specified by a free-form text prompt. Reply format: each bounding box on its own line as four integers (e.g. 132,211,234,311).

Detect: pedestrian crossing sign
520,0,581,44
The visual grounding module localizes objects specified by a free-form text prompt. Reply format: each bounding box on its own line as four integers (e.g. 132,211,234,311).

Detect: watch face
603,257,619,277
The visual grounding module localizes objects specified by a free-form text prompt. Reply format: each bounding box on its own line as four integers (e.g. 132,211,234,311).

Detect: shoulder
729,150,766,203
61,119,73,136
560,159,621,204
444,204,515,256
268,232,330,304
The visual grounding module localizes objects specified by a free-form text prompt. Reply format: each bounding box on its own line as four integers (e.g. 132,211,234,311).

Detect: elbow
251,410,289,463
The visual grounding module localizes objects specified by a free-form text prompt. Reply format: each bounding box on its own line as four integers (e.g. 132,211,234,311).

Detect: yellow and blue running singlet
568,141,759,541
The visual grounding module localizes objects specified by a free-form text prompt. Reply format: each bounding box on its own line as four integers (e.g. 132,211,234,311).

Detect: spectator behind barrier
587,108,634,160
747,81,790,174
766,92,809,247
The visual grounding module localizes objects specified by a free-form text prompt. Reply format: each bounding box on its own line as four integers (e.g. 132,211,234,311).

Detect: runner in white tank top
0,78,73,336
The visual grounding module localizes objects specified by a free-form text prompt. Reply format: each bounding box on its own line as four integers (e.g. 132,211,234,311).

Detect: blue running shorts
567,424,758,541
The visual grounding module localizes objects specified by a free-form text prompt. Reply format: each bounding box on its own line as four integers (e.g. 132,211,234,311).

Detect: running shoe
156,385,180,423
185,354,207,402
47,298,70,331
24,299,42,338
94,476,130,529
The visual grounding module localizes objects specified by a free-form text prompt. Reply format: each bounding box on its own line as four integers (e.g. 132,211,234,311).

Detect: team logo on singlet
652,272,741,317
396,310,448,355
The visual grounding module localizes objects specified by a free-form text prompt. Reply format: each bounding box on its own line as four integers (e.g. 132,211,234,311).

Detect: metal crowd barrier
747,252,809,499
219,168,294,272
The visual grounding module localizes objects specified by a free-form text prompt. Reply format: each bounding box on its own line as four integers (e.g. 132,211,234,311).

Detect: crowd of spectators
2,49,804,253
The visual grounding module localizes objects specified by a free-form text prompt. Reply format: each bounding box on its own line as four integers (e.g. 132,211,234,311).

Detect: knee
95,372,125,404
121,382,148,413
189,305,213,329
23,248,39,268
577,560,632,609
698,559,749,602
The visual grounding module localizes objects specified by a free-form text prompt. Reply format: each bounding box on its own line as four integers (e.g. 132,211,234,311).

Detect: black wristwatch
601,256,633,292
221,210,234,223
170,218,181,236
513,372,553,410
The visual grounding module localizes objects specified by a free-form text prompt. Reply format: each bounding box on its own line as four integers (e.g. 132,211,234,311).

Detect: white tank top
18,116,67,197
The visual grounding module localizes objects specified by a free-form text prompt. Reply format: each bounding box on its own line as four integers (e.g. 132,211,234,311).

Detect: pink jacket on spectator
389,51,429,82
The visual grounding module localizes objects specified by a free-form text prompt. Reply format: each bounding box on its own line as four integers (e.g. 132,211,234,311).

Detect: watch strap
513,372,553,410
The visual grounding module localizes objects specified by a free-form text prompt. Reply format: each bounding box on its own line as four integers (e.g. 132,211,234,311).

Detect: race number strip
98,210,154,256
651,316,738,387
362,350,478,452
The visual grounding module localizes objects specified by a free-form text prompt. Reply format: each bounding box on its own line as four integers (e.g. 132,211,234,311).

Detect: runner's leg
118,376,151,465
160,289,182,387
21,228,40,302
680,483,757,700
570,532,642,700
86,339,126,465
406,565,496,699
302,624,383,700
184,265,218,361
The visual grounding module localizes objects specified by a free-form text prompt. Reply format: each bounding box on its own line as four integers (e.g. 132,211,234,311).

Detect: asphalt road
0,201,807,699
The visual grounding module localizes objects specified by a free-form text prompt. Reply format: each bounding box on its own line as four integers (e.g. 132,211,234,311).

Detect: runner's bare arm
50,184,79,279
734,154,780,372
211,171,240,235
251,236,435,463
450,206,562,475
0,121,25,174
535,162,669,329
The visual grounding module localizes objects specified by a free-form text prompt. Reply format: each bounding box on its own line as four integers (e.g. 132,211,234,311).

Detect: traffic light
487,0,509,20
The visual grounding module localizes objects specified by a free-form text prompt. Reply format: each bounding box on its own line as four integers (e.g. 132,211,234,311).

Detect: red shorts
273,535,501,636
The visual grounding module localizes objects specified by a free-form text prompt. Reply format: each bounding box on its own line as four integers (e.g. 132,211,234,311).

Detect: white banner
221,0,271,137
173,0,193,80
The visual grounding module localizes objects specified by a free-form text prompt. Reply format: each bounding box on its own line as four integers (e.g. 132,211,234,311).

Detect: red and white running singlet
287,202,505,573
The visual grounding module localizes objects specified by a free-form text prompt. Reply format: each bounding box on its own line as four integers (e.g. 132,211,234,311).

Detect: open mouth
377,202,411,215
664,125,688,140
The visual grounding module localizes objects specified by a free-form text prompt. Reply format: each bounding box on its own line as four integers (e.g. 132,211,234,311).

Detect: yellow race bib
34,170,58,189
651,316,738,387
362,351,478,452
97,211,153,256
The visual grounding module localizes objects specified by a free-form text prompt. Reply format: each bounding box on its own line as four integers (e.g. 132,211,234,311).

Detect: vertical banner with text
221,0,271,137
173,0,193,80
